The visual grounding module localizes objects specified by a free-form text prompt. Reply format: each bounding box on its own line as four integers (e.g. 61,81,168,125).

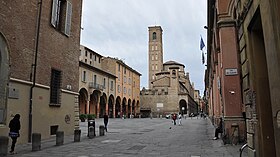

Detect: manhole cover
128,145,146,150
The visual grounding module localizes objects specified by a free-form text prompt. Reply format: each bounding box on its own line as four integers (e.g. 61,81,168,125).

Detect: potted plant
79,114,87,122
87,114,96,120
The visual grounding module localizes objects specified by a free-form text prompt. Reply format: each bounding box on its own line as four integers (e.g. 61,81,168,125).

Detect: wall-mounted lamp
229,91,235,94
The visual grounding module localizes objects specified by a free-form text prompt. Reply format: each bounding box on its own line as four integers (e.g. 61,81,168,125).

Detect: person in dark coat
213,117,223,140
104,113,109,132
9,114,21,154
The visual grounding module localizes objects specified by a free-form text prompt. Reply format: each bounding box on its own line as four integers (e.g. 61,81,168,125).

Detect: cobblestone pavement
9,117,248,157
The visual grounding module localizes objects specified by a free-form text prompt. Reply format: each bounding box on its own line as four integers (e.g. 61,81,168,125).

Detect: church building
140,26,198,117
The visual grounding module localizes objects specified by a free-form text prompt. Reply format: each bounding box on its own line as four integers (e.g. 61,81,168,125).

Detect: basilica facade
140,26,198,117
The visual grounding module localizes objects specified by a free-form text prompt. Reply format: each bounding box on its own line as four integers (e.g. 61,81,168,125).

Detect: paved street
10,118,247,157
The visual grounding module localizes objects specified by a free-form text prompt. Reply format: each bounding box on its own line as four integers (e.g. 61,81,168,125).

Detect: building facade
235,0,280,156
101,57,141,118
206,0,280,156
205,0,245,144
141,26,198,117
79,45,116,118
0,0,82,143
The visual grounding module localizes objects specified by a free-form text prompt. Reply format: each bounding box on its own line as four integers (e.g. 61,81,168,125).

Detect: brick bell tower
148,26,163,88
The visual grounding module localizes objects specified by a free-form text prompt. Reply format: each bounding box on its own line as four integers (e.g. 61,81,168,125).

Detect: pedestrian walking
104,113,109,132
9,114,21,154
172,113,177,125
213,117,223,140
178,113,182,125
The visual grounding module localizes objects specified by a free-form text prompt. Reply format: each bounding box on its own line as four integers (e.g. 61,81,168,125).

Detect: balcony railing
88,82,105,91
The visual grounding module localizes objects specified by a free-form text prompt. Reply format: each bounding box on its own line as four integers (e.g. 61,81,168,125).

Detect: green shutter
65,1,72,36
51,0,59,27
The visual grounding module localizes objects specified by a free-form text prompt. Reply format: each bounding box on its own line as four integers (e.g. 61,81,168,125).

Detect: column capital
217,18,236,28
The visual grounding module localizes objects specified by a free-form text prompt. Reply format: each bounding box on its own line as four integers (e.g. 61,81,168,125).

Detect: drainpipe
28,0,42,142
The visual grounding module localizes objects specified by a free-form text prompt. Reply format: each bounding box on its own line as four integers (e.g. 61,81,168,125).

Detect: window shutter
51,0,59,27
65,1,72,36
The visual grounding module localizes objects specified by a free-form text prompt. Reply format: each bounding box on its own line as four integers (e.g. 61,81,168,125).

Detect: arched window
152,32,156,40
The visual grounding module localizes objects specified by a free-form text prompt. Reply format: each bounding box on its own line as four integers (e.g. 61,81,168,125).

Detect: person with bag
9,114,21,154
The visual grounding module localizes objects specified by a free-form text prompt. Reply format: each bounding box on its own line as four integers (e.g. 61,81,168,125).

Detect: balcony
88,82,105,91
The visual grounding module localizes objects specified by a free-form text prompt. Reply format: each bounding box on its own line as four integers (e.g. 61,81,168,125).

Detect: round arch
99,93,107,118
179,99,187,115
115,96,121,118
127,99,132,118
78,88,88,114
90,90,101,116
132,99,136,116
108,94,114,118
122,97,127,117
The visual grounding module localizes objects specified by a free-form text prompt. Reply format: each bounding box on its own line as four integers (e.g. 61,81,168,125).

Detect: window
155,45,158,50
152,55,154,60
85,59,87,63
118,85,121,93
124,67,126,74
89,61,92,65
110,81,114,90
118,64,121,71
99,57,101,63
152,46,154,51
94,55,96,61
85,51,88,56
152,65,154,70
93,75,96,84
90,53,92,59
82,71,86,82
155,54,158,60
124,76,126,83
103,78,106,88
124,87,126,94
50,69,62,105
155,65,158,70
51,0,72,36
152,32,156,40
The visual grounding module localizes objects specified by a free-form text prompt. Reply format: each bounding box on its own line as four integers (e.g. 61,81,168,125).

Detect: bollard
32,133,41,151
74,129,81,142
99,125,105,136
56,131,64,146
88,126,95,139
0,136,9,157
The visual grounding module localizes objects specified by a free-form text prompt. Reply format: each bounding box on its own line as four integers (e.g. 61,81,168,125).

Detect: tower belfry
148,26,163,88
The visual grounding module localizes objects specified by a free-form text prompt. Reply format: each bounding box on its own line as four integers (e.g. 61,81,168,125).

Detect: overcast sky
80,0,207,95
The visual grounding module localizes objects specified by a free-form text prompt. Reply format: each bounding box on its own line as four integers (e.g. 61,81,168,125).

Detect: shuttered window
50,69,62,105
64,1,72,36
51,0,72,37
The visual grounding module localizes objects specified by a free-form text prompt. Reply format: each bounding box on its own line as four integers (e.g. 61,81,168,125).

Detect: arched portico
99,93,107,118
78,88,88,114
132,100,136,116
108,95,114,118
128,99,131,118
179,99,187,115
121,97,127,117
115,96,121,118
90,90,101,116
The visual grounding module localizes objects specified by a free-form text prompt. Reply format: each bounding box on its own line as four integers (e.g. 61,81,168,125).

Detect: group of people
171,113,182,125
